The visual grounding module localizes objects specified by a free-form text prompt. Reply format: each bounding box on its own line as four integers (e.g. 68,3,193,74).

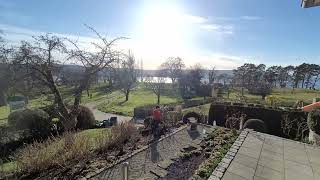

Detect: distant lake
138,77,173,83
138,76,212,84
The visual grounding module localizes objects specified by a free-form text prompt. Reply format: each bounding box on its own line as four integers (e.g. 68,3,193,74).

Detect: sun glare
139,5,188,55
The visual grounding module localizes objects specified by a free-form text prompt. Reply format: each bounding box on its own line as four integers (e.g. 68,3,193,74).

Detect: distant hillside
143,69,233,77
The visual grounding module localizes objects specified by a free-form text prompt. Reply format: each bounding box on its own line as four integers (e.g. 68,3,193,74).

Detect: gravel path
90,124,215,180
85,101,132,123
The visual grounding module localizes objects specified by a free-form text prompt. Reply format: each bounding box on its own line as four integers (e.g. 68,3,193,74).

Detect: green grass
225,87,320,107
98,84,183,116
271,88,320,106
75,128,110,141
0,83,110,127
182,103,211,115
0,106,10,126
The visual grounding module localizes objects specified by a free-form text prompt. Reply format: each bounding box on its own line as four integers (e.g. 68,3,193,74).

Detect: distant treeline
233,63,320,89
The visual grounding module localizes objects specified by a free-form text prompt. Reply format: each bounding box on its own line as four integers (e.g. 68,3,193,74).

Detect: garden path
85,101,132,122
90,124,214,180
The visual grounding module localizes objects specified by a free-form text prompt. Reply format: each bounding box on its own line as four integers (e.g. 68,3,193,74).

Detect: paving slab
222,130,320,180
255,165,284,180
222,172,248,180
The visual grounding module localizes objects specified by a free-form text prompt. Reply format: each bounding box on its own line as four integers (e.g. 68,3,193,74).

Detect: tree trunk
125,90,129,101
157,93,160,104
87,88,90,97
0,90,6,106
313,75,319,89
47,71,80,131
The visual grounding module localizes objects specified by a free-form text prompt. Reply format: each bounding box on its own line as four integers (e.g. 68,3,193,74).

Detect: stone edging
208,129,249,180
86,125,188,179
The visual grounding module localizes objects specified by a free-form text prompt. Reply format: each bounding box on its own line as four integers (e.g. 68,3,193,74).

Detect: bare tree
160,57,185,85
144,76,165,104
116,50,138,101
281,113,308,141
102,61,118,88
13,28,122,131
208,66,217,84
0,33,13,105
217,73,230,86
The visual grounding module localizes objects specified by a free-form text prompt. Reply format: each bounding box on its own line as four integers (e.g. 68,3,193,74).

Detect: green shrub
8,109,52,138
76,105,95,130
307,109,320,134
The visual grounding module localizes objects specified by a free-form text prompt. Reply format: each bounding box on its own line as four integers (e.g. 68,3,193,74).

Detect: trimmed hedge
182,112,202,124
243,119,267,133
208,103,307,138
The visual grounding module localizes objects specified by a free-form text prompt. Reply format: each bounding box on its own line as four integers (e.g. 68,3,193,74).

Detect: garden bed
164,127,239,179
1,122,185,180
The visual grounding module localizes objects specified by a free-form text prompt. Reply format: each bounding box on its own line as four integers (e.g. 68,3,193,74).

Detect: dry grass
13,122,138,176
15,132,93,174
106,122,139,150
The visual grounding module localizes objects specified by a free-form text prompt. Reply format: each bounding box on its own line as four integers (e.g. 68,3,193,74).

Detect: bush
8,109,52,138
166,111,182,126
307,108,320,134
110,122,138,144
76,105,95,130
225,117,240,129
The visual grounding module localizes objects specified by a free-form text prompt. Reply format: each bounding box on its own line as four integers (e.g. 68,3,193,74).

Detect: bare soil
163,128,238,180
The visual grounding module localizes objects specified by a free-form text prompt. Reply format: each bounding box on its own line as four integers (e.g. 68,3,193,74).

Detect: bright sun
139,5,188,55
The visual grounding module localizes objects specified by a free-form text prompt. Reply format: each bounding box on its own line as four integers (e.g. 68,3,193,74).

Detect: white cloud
212,16,262,21
240,16,262,21
200,24,233,34
0,23,104,49
182,14,207,24
178,14,234,34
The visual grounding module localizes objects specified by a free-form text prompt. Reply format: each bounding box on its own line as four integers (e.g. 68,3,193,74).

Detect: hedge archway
183,112,202,124
243,119,267,133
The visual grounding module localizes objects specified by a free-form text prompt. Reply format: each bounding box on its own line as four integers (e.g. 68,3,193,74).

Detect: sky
1,0,320,70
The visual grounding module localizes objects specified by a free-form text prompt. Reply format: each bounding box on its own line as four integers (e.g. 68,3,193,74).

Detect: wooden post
122,162,129,180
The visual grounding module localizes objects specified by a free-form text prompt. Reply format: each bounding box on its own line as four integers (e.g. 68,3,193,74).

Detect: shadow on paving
91,125,214,180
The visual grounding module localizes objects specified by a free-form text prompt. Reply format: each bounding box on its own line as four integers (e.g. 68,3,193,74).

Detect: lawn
182,103,211,116
0,106,10,126
97,84,183,116
0,83,110,127
225,87,320,107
